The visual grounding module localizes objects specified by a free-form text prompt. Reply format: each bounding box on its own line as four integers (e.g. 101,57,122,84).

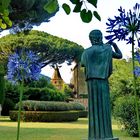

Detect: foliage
1,0,100,32
113,95,140,137
0,64,6,105
63,84,73,98
0,0,12,30
109,59,140,111
14,100,85,111
55,0,101,23
44,0,58,14
0,0,58,32
78,110,88,118
106,3,140,137
0,30,84,67
24,87,65,101
0,73,5,104
4,80,21,103
3,76,65,115
109,59,132,109
4,76,65,104
24,76,65,102
1,98,15,116
10,110,79,122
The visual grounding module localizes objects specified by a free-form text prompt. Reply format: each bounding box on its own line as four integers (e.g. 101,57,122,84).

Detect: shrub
14,100,85,111
9,110,79,122
40,88,65,101
24,87,65,101
63,84,73,98
113,95,140,137
78,110,88,118
1,98,15,116
0,74,5,105
24,88,41,100
4,80,20,103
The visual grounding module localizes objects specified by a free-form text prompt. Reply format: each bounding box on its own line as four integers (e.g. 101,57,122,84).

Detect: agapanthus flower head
7,48,42,84
134,66,140,76
106,3,140,48
135,51,140,63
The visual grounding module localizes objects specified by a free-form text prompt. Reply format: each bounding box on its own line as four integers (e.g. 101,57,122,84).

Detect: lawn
0,116,139,140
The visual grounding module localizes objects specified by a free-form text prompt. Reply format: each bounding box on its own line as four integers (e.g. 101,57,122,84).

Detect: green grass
0,116,139,140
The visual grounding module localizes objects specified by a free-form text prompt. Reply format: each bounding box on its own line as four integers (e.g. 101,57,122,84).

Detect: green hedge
24,87,65,101
113,95,140,137
78,110,88,118
9,111,79,122
15,100,85,111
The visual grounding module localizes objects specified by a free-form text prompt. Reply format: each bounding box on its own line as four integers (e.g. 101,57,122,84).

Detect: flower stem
132,32,140,138
16,80,24,140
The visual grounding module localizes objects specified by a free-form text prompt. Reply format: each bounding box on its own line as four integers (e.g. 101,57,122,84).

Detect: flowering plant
7,48,41,83
106,3,140,138
7,48,41,140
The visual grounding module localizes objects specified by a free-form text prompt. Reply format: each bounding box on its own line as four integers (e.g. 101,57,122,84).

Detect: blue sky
0,0,139,83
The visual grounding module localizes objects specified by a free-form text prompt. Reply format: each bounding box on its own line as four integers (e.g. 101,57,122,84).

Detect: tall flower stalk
7,48,41,140
106,3,140,138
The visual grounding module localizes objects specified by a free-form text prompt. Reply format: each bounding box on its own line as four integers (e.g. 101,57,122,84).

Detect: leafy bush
113,95,140,137
24,87,65,101
4,80,21,103
0,74,5,105
63,84,73,98
9,111,79,122
1,98,15,116
14,100,85,111
78,110,88,118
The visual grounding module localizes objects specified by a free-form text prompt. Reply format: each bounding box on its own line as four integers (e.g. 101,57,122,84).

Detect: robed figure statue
81,30,122,140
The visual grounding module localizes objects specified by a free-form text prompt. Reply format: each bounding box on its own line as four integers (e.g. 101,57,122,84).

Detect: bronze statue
81,29,122,140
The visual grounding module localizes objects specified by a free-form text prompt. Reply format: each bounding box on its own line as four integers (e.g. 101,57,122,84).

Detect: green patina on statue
81,29,122,140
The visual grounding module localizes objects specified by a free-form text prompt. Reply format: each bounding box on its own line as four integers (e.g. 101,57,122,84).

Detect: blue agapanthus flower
106,3,140,47
135,51,140,63
134,66,140,76
7,48,42,83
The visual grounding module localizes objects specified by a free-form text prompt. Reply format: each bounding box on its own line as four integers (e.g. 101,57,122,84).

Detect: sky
0,0,139,83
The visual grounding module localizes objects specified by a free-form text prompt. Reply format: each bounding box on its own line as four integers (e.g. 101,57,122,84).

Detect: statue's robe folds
81,44,113,140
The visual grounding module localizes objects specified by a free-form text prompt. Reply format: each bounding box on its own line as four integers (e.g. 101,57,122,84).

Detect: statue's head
89,29,103,45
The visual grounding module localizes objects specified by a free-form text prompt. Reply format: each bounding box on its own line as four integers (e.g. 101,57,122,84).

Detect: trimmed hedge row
9,111,79,122
15,100,85,111
78,110,88,118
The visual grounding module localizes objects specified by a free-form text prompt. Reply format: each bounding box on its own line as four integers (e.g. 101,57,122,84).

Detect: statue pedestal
82,137,119,140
